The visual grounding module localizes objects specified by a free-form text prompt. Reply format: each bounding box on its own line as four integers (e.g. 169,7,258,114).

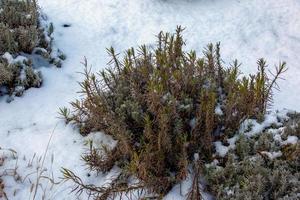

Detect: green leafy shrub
62,27,287,198
205,156,299,200
0,0,38,28
0,58,14,86
0,0,47,54
0,0,63,99
205,120,300,200
0,55,42,97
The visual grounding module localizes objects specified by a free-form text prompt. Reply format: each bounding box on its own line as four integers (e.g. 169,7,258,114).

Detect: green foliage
58,50,66,60
236,134,252,159
0,0,46,54
62,27,287,198
284,112,300,138
23,65,42,88
206,156,299,200
0,59,15,86
0,0,38,28
0,56,42,97
0,0,42,97
204,118,300,200
0,0,63,98
48,22,54,36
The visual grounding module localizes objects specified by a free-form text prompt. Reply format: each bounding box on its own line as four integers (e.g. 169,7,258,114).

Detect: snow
165,172,214,200
2,53,14,63
260,151,283,160
241,110,288,137
2,52,28,64
85,131,118,150
227,136,238,148
1,0,300,199
282,135,299,145
274,133,283,142
214,105,223,116
214,141,229,157
214,135,237,157
267,127,298,146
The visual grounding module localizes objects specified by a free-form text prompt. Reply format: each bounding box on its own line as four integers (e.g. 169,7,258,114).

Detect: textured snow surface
1,0,300,199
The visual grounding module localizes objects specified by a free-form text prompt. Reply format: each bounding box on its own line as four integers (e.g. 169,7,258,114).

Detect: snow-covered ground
1,0,300,199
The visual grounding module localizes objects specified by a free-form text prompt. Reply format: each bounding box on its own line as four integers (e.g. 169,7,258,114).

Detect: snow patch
241,112,288,137
214,141,229,157
282,136,298,145
215,104,223,116
2,52,28,64
260,151,283,159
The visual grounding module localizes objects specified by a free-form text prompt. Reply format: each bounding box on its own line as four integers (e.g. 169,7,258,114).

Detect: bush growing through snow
204,114,300,200
0,54,42,98
0,0,64,99
205,156,300,200
61,27,287,199
0,0,47,54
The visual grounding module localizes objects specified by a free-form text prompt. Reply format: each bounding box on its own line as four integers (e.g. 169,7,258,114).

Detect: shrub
0,58,14,86
0,0,63,99
0,0,46,54
62,27,286,198
205,156,300,200
0,55,42,97
204,117,300,200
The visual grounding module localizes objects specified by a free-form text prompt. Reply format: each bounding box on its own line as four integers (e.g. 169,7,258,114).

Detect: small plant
204,112,300,200
0,0,64,99
48,22,54,36
0,0,46,54
236,134,252,159
205,155,300,200
205,138,299,199
57,50,66,61
61,27,287,198
0,55,42,98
